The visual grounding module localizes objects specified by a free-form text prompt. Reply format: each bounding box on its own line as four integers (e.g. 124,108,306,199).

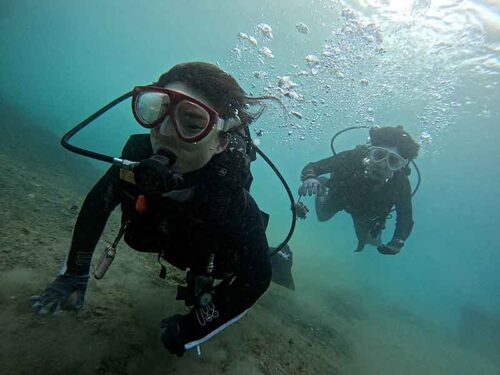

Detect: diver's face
149,82,228,173
366,161,394,182
365,146,404,182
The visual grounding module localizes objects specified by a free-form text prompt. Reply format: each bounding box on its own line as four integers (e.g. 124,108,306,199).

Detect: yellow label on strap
119,168,136,184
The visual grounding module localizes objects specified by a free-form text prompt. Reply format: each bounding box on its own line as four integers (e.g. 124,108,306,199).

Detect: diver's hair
157,62,270,126
369,125,420,160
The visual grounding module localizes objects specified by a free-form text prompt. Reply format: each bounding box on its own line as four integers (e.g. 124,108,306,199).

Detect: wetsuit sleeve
301,150,353,180
60,135,150,276
179,191,272,349
61,165,122,276
392,175,414,241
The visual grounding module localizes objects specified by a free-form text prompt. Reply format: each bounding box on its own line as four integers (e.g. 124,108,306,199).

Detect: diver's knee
316,212,332,222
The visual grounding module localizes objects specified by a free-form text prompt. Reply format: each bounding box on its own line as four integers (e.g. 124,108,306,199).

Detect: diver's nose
158,116,174,137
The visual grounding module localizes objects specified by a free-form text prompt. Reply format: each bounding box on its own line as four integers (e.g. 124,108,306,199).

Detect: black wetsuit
63,134,271,346
301,146,414,248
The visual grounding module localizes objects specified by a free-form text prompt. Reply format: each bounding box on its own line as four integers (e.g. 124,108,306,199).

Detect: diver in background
298,126,420,254
31,62,274,356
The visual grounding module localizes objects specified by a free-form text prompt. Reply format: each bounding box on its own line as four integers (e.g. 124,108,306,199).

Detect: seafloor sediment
0,111,349,375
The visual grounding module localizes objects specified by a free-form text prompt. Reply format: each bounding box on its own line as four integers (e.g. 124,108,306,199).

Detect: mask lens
371,148,387,162
388,153,404,170
135,92,170,126
174,100,211,139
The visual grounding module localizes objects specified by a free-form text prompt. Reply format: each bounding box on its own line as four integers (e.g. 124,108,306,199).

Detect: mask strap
218,108,243,132
223,116,242,131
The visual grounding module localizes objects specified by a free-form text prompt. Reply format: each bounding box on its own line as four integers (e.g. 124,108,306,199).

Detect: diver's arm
31,138,139,314
62,135,149,276
301,150,354,180
32,166,121,314
302,156,338,179
393,174,414,242
179,191,272,349
61,165,122,276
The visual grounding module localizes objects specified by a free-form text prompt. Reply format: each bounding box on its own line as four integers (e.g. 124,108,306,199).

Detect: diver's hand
30,274,89,314
377,239,404,255
160,314,186,357
298,178,322,196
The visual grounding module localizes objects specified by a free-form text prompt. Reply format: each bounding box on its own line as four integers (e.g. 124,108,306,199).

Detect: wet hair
156,62,257,125
158,62,262,191
369,125,420,160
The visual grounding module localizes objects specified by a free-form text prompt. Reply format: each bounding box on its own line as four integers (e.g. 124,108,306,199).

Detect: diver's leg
315,179,342,222
352,216,371,252
315,193,342,221
366,218,385,247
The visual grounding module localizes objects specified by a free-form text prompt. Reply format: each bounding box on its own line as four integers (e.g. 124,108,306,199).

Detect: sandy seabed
1,113,499,375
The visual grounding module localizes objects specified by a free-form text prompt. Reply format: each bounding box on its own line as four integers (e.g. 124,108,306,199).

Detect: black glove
160,314,186,357
31,274,89,314
377,239,404,255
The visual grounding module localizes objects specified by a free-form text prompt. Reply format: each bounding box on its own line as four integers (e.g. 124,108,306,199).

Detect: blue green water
1,0,499,372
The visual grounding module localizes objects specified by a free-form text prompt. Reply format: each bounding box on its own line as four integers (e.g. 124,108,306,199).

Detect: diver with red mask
31,62,295,356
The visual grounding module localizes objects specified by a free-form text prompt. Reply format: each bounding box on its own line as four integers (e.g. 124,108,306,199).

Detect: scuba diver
298,126,420,255
31,62,293,356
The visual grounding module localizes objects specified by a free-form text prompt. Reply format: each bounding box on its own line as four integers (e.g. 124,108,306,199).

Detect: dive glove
31,273,89,314
298,177,322,196
377,239,404,255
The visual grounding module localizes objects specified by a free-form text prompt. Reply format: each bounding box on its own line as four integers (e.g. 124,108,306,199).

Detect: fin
270,245,295,291
260,211,270,230
354,240,365,252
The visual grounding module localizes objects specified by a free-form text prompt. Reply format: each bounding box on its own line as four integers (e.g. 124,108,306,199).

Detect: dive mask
132,86,241,143
367,146,407,171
